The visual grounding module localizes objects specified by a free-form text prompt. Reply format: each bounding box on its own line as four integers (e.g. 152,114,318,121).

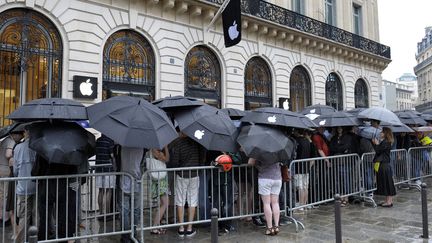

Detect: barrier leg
28,226,38,243
211,208,218,243
334,194,342,243
421,183,429,239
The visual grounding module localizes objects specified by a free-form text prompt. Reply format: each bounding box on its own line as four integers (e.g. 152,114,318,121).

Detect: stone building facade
0,0,391,126
415,27,432,112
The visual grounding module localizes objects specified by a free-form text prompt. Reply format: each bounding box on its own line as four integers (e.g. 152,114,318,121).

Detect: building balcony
414,55,432,73
201,0,391,59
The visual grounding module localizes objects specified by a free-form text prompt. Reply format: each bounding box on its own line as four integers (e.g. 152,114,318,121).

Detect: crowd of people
0,119,431,242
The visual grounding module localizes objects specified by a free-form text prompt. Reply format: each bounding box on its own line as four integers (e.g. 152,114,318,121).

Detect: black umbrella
395,111,427,126
241,107,314,129
421,114,432,122
423,108,432,115
0,123,24,139
152,96,204,110
174,105,238,152
381,122,415,133
346,108,366,116
87,96,178,149
7,98,87,121
221,108,247,120
237,125,295,163
314,112,362,127
28,122,95,165
301,104,337,116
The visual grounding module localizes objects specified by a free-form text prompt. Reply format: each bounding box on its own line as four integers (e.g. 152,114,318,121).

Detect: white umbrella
358,107,402,126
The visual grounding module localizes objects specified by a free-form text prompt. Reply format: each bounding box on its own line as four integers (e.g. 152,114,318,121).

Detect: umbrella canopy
413,126,432,132
346,108,367,116
28,122,95,165
314,112,362,127
7,98,87,121
152,96,204,110
237,125,295,163
381,122,414,133
0,123,25,139
395,111,427,126
174,105,238,152
358,126,382,140
87,96,178,149
301,104,337,116
421,114,432,122
358,107,403,126
241,107,314,129
221,108,247,120
423,109,432,115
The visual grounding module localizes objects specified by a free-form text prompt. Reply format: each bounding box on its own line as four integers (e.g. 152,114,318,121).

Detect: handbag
281,164,291,182
374,161,380,173
145,151,167,180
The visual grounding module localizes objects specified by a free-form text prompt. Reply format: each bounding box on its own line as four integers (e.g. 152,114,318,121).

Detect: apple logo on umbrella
228,21,239,40
194,130,205,140
267,115,277,123
80,79,93,96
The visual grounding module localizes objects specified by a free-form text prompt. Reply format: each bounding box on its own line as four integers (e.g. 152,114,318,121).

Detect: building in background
0,0,391,126
415,26,432,112
381,79,415,111
397,73,418,103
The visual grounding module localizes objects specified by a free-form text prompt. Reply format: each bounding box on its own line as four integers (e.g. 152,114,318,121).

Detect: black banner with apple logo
73,75,97,99
222,0,241,48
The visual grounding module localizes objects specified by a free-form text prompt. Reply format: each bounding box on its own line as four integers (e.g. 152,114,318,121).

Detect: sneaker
218,227,228,236
178,229,185,238
252,217,266,228
224,224,236,232
185,229,197,237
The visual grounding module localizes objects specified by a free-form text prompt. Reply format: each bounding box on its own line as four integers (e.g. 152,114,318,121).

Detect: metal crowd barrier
136,164,281,242
0,172,135,243
287,154,361,231
408,146,432,189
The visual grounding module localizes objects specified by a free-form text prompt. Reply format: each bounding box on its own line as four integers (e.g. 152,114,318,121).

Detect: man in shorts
95,134,116,221
170,133,206,238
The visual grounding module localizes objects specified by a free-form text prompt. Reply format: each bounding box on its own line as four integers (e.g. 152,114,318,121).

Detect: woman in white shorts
248,158,282,236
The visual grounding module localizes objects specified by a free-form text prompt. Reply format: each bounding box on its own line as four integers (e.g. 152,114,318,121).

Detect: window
325,72,343,110
244,57,273,110
325,0,336,26
355,79,369,108
185,46,221,108
103,30,155,101
290,66,311,112
353,4,362,35
0,8,63,126
292,0,305,14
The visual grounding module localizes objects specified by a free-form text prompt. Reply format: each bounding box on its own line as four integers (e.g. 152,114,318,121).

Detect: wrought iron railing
203,0,391,59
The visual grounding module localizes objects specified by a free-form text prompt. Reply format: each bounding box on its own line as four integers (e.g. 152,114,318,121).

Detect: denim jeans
121,191,140,243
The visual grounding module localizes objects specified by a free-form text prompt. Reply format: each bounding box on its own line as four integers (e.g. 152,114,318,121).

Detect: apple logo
228,21,239,40
310,109,316,114
267,115,277,123
80,79,93,96
305,113,319,120
194,130,205,140
283,100,289,110
319,120,326,126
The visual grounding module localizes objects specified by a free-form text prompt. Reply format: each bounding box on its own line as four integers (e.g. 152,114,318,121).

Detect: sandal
265,227,275,236
273,226,280,235
340,201,348,207
150,229,166,235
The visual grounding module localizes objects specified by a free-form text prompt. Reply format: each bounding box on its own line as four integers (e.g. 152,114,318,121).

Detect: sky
378,0,432,81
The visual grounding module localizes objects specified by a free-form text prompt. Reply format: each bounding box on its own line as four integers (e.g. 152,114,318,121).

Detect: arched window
325,72,343,110
244,57,272,110
290,66,311,112
355,78,369,108
184,46,221,108
103,30,155,101
0,8,62,126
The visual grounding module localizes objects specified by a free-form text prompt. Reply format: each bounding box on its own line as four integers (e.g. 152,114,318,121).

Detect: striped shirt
169,137,206,177
95,135,114,172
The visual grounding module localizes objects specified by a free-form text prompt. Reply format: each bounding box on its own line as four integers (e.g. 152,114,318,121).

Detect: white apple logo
267,115,277,123
194,130,205,140
228,21,239,40
305,113,319,120
80,79,93,96
310,109,316,114
319,120,326,126
283,100,289,110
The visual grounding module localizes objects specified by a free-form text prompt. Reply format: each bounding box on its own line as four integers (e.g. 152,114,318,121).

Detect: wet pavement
2,183,432,242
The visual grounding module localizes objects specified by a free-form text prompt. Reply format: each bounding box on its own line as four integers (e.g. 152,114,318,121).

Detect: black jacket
373,140,392,164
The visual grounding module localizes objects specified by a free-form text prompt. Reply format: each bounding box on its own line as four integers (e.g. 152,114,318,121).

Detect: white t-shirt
120,147,144,194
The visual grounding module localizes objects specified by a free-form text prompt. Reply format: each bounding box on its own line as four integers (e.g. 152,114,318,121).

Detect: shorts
175,175,199,207
151,177,170,199
294,174,310,190
96,175,116,189
258,179,282,195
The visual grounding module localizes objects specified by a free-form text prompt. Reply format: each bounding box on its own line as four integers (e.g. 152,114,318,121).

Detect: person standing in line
372,127,396,207
95,134,116,221
312,127,330,201
170,133,206,238
120,146,145,243
248,158,282,236
13,127,37,243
